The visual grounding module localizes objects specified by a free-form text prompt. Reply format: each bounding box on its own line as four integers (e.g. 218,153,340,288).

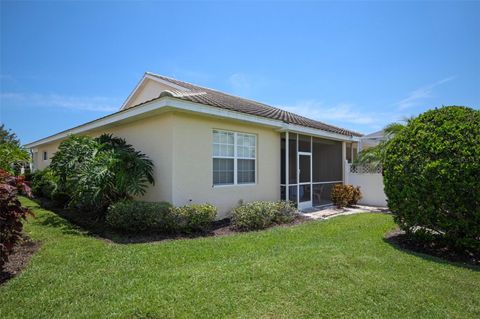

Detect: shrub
331,184,362,208
349,186,362,206
171,204,217,233
106,200,173,232
0,169,33,269
50,134,154,213
383,106,480,251
231,201,297,231
32,169,58,198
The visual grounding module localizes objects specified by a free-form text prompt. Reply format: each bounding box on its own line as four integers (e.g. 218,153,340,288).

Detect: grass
0,198,479,318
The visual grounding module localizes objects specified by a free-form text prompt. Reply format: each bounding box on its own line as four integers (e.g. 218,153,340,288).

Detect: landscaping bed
385,229,479,267
0,236,40,285
33,197,311,244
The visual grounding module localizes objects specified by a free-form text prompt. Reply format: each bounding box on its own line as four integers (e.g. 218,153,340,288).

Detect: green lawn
1,198,479,318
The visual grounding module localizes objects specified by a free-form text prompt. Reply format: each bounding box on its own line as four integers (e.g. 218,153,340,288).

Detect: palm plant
355,117,414,166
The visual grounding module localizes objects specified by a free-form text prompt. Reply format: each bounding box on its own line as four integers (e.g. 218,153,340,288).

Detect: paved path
302,205,390,220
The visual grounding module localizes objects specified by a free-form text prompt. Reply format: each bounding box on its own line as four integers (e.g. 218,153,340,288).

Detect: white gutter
25,97,359,148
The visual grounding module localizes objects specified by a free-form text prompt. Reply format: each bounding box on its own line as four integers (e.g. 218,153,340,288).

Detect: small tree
0,124,21,146
0,125,29,174
383,106,480,251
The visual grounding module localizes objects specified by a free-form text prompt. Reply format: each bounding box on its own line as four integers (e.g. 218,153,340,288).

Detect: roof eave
25,97,359,148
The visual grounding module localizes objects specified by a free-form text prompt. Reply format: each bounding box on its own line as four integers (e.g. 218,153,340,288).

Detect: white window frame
43,151,48,161
212,129,257,187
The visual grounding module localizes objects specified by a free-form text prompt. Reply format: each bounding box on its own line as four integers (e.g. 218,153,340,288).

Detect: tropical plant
0,142,30,174
0,125,30,174
355,118,414,166
49,135,100,185
50,134,154,212
0,169,33,269
383,106,480,251
31,168,62,200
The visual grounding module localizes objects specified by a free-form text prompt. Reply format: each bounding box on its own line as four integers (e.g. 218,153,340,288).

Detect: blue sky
1,1,479,144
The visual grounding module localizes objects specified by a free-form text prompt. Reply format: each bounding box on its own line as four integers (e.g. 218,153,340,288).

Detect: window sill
212,183,256,188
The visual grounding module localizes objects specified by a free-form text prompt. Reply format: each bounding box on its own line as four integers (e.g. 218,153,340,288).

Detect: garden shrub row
106,201,217,233
107,200,298,234
231,200,297,231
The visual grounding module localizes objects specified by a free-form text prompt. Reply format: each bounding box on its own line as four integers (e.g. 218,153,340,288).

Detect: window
213,130,256,186
43,151,48,161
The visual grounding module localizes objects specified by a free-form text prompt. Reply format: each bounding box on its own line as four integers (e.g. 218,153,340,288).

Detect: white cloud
228,73,252,93
283,100,377,125
0,92,119,112
396,76,456,110
228,73,271,96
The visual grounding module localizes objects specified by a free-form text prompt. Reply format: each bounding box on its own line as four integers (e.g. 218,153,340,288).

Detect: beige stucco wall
34,140,61,170
33,113,175,203
32,110,281,218
170,112,281,218
126,79,174,108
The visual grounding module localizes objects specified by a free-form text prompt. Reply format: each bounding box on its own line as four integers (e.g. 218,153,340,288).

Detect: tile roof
127,72,362,137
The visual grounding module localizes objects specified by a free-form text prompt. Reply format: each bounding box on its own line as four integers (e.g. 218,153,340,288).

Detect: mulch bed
0,237,41,285
385,229,479,267
33,198,313,244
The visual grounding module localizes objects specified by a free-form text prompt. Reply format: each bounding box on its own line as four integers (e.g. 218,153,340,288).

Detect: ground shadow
384,230,479,271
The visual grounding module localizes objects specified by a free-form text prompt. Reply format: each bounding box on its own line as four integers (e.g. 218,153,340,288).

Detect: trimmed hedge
383,106,480,251
106,200,173,232
171,204,217,233
331,184,362,208
106,201,217,233
231,201,297,231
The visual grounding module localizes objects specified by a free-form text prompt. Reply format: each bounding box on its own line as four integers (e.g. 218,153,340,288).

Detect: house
358,129,387,152
25,72,362,217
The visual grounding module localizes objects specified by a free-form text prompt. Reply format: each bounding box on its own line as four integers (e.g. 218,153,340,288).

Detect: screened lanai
280,132,344,209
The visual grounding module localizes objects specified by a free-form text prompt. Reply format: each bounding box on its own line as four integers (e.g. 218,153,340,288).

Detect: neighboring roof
361,129,386,140
124,72,362,137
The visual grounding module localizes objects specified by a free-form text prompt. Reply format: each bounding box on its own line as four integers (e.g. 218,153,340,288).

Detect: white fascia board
25,98,171,148
120,73,189,110
25,96,358,148
120,75,147,110
144,74,189,91
282,124,360,142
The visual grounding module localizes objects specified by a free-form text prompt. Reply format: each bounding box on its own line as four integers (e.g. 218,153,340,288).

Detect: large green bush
231,201,297,231
106,200,173,232
383,106,480,251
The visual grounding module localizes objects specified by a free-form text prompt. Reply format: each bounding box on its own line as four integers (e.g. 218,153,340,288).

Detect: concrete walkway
301,204,390,220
